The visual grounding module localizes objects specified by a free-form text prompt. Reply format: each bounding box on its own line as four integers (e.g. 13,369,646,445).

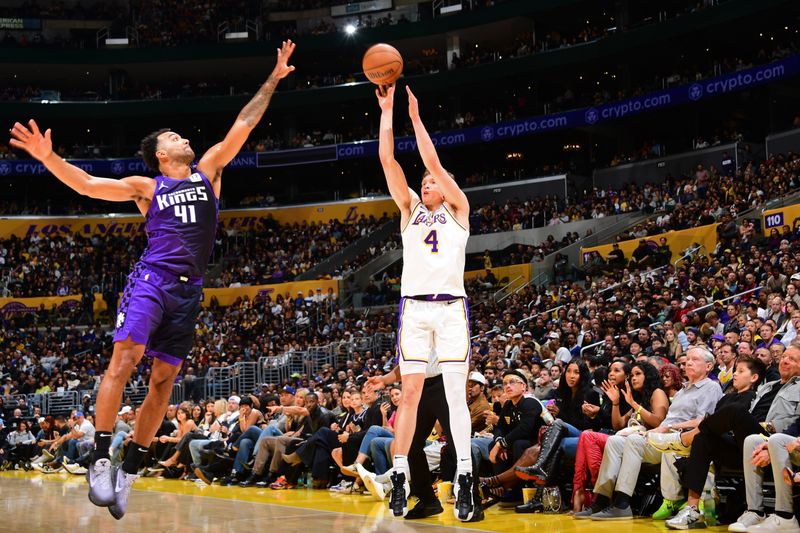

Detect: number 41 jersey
400,201,468,298
139,171,219,278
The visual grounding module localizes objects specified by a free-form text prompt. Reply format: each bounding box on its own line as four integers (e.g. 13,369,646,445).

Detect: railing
673,244,706,268
492,275,523,302
2,390,82,416
579,322,663,357
687,286,763,318
518,304,565,327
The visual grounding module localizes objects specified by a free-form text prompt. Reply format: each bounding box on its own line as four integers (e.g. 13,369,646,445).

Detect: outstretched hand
406,86,419,121
9,119,53,161
272,40,296,80
376,84,395,111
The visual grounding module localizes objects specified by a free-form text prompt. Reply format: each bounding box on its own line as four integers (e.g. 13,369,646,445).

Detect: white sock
442,372,474,475
393,455,409,478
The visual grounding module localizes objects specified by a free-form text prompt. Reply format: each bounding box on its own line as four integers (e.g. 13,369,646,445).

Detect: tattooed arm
197,40,296,196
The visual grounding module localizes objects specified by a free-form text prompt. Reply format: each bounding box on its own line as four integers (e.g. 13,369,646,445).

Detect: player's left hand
406,86,419,121
272,40,296,80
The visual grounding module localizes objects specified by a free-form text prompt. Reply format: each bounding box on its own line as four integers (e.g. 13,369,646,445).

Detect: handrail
687,285,763,317
579,323,662,357
471,326,500,341
673,244,705,267
493,275,523,301
518,304,564,328
597,264,671,295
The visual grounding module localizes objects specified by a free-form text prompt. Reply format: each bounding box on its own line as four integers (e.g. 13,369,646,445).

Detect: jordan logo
158,182,168,191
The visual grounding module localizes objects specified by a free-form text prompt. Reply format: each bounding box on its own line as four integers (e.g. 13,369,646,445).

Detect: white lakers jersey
400,201,468,298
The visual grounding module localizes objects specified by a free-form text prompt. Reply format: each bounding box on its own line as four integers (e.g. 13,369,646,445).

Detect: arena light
344,24,357,35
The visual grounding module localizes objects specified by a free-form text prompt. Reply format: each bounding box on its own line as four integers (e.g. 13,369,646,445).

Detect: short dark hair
736,356,765,384
140,128,170,172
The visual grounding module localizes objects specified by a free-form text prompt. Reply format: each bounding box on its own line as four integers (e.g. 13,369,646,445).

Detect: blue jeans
471,436,493,469
560,422,582,458
63,439,80,462
110,431,128,465
359,426,393,457
232,426,263,473
189,439,212,465
369,436,394,474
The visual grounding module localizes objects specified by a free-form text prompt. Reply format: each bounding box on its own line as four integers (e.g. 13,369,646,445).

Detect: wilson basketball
362,43,403,86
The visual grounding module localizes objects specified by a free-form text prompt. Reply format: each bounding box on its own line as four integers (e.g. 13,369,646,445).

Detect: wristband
497,437,508,449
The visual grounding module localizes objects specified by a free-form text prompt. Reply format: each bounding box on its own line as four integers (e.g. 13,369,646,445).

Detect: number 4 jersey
400,201,468,298
139,171,219,278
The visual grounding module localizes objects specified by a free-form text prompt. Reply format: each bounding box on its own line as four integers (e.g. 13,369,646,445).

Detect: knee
743,434,762,453
106,349,139,380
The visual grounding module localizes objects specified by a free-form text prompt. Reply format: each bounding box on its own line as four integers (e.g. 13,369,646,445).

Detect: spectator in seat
657,356,765,529
725,344,800,533
578,346,722,520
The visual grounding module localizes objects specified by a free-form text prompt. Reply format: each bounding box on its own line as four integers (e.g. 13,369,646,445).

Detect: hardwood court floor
0,470,729,532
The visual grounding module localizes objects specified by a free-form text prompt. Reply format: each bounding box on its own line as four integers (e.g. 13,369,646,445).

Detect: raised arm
406,86,469,218
10,120,153,213
197,40,296,189
377,86,416,223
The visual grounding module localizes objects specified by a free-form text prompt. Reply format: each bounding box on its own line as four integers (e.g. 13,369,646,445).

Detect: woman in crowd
570,359,631,513
665,329,683,361
154,406,198,477
342,384,402,480
516,359,601,485
3,420,37,470
190,404,204,426
571,361,668,514
660,363,683,400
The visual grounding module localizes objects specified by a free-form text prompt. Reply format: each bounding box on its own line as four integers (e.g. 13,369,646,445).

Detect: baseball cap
614,310,625,316
687,327,701,336
260,383,269,388
523,331,532,336
513,333,522,339
227,395,241,404
791,273,800,281
503,370,529,384
497,335,507,342
117,406,133,416
74,411,84,418
547,331,560,340
711,334,725,342
279,385,296,395
468,371,486,386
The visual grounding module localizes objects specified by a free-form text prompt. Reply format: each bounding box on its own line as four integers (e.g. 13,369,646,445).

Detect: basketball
362,43,403,86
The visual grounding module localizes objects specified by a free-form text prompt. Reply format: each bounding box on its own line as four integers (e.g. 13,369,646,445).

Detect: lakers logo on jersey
410,209,447,227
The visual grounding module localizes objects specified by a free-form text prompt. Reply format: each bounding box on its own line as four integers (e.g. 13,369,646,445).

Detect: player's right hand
376,85,395,111
9,119,53,161
366,375,386,390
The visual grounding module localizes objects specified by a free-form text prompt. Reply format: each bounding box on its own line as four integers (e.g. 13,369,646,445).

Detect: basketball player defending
376,84,474,521
9,41,296,519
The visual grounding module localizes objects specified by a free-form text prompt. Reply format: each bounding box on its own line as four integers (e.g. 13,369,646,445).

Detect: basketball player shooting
375,84,475,521
8,40,296,519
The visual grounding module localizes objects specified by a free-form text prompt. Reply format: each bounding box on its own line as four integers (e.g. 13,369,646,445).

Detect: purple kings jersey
139,171,219,278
